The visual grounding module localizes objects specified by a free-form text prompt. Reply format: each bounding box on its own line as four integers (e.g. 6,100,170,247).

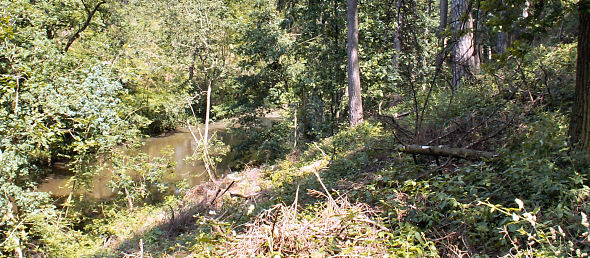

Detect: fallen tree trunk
397,144,497,160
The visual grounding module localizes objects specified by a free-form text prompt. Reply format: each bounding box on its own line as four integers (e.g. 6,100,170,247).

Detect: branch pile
224,192,391,256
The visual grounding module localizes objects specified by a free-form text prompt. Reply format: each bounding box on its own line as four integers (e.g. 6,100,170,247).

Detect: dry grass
224,188,391,257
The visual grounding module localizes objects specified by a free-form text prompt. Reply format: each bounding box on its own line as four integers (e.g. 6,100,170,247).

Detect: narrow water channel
37,120,234,200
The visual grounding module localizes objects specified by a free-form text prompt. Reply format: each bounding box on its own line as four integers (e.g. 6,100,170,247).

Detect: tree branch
64,0,106,52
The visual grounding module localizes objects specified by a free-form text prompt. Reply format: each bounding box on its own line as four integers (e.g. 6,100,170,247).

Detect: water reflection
38,121,230,200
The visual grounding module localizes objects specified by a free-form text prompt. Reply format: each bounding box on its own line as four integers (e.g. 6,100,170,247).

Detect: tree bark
293,105,298,149
496,30,508,55
64,0,106,52
393,0,402,68
439,0,448,33
435,0,449,75
347,0,364,126
450,0,477,89
300,84,308,139
570,0,590,152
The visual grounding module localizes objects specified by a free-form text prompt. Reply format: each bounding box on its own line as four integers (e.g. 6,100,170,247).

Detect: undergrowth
33,43,589,257
81,107,589,257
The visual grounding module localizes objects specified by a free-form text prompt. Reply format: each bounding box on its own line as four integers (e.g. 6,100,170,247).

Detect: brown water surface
37,120,233,200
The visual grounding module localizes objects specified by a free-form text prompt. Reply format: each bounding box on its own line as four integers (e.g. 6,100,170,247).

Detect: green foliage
485,42,577,109
109,145,177,206
315,121,388,174
0,0,585,256
0,0,142,255
229,117,293,168
224,0,296,118
186,131,230,174
368,110,590,255
480,198,590,256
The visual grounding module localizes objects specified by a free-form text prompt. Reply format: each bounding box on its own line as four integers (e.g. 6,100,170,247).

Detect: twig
211,181,235,205
428,232,457,242
313,171,335,204
352,218,390,232
466,114,515,149
312,142,327,157
186,118,217,184
375,114,413,143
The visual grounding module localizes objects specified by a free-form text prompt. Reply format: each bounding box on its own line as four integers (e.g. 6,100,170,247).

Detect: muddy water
37,120,235,200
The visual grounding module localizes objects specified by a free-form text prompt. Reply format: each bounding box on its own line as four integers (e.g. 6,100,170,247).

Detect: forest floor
92,122,431,256
89,109,589,257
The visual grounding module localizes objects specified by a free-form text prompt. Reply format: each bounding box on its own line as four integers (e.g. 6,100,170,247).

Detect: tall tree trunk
439,0,448,33
436,0,449,71
450,0,477,89
347,0,364,126
393,0,402,68
497,0,529,56
496,30,508,54
300,84,309,139
522,0,530,18
335,86,347,129
570,0,590,152
293,105,298,149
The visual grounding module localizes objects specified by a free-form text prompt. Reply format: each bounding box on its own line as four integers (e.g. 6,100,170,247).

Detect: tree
570,0,590,152
440,0,448,33
496,0,508,55
450,0,478,89
347,0,364,126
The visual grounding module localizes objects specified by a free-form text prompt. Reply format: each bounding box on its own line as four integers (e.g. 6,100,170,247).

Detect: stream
37,120,236,200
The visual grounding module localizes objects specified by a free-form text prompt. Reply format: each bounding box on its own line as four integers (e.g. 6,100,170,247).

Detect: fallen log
397,144,497,160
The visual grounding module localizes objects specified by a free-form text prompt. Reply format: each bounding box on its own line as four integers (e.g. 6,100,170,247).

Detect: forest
1,0,590,256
